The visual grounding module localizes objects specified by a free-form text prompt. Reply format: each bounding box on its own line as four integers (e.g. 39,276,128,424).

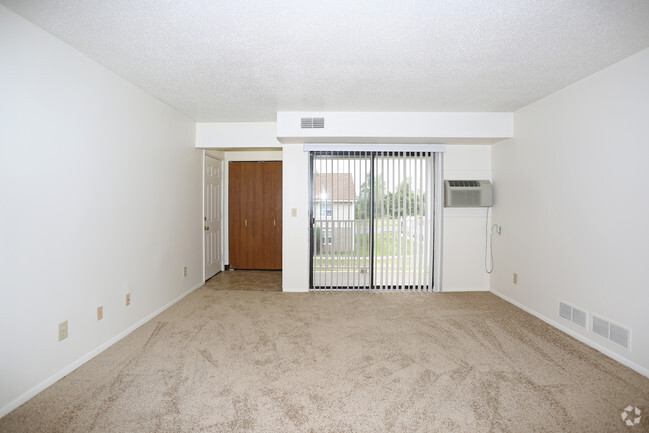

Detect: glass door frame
308,150,444,292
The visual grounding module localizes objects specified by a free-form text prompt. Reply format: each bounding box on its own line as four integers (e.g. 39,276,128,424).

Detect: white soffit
2,1,649,122
196,122,279,148
276,112,513,144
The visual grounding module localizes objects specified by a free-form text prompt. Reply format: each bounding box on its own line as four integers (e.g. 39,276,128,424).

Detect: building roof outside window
313,174,355,202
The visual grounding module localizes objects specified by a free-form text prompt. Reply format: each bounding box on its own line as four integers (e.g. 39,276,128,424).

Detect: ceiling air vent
301,117,325,129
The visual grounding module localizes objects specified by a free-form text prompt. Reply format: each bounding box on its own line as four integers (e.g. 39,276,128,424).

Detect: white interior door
205,156,223,279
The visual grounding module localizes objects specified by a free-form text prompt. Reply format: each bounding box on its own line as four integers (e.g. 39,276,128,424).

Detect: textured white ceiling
3,0,649,121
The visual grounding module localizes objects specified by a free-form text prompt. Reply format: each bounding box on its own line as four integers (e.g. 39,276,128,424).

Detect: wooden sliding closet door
229,161,282,270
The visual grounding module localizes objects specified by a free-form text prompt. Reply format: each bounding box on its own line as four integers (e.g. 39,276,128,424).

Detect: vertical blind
309,150,443,292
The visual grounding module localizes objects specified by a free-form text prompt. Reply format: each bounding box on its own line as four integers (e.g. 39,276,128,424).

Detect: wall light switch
97,306,103,320
513,273,518,285
125,293,131,306
58,320,68,341
291,208,297,217
183,266,188,277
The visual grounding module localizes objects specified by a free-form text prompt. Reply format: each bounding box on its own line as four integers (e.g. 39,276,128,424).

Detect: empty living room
1,1,648,432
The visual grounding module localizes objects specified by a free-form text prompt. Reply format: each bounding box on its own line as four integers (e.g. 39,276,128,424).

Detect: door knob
245,219,248,227
273,219,276,227
205,226,209,231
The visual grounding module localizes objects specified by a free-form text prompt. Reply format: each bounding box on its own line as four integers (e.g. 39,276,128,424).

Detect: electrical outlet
513,273,518,284
183,266,188,277
58,320,68,341
125,293,131,306
97,306,103,320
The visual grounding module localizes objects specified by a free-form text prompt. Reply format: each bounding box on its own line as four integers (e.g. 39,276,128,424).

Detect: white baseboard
442,287,490,292
0,281,204,418
490,288,649,379
282,287,308,292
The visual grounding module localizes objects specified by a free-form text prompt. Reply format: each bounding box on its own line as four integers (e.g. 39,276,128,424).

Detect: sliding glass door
309,150,443,291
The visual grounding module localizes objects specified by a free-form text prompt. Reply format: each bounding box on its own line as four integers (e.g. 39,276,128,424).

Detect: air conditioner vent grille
448,180,480,188
444,180,492,207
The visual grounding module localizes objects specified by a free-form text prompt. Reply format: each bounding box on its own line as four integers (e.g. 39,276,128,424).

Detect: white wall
205,142,491,292
491,47,649,375
281,144,311,292
0,6,203,416
287,144,492,292
281,144,493,292
443,145,492,291
197,122,278,148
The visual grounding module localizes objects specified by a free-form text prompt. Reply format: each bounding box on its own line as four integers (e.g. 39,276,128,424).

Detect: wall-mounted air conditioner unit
444,180,492,207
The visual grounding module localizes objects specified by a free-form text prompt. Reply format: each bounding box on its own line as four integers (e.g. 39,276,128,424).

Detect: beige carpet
1,284,648,432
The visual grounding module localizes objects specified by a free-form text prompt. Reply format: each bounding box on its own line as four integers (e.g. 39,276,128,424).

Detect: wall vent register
592,314,631,350
559,301,631,350
301,117,325,129
559,301,587,329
